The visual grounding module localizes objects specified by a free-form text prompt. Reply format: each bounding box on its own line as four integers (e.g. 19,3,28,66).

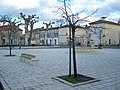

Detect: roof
89,20,120,26
0,25,23,31
33,27,59,32
33,25,84,32
0,26,11,30
58,25,84,29
33,28,44,32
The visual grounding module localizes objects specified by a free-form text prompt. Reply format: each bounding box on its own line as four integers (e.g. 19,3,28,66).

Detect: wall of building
58,26,87,45
58,27,69,45
31,28,59,45
0,32,2,45
0,30,23,46
89,22,120,46
104,23,120,45
24,22,120,46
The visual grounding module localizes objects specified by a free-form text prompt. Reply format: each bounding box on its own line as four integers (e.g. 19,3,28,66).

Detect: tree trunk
9,39,12,56
28,23,33,45
25,21,29,45
72,26,77,78
9,45,12,56
8,31,12,56
69,25,72,77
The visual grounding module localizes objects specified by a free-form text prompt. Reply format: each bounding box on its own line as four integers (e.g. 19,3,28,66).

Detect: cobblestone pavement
0,48,120,90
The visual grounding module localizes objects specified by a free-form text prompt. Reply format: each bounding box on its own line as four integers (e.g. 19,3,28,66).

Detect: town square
0,0,120,90
0,46,120,90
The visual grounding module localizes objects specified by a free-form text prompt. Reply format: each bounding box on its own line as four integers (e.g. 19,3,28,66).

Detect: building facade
0,26,23,46
58,25,87,45
89,20,120,46
23,20,120,46
28,25,87,46
31,27,59,45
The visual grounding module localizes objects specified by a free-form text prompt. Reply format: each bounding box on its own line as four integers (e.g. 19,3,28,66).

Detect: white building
89,20,120,46
58,25,86,45
24,20,120,47
31,27,59,45
29,25,87,46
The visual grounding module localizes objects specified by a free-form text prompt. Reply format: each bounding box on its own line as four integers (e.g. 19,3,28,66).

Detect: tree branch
74,9,98,25
81,9,98,20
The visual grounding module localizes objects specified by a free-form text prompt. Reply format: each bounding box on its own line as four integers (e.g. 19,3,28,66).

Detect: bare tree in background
56,0,98,77
0,15,22,56
29,15,39,45
43,21,55,45
19,13,39,45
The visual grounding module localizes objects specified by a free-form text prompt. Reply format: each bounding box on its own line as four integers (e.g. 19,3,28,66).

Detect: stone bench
20,53,39,65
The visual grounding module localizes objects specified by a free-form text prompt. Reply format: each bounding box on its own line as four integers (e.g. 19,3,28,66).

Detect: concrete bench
20,53,39,65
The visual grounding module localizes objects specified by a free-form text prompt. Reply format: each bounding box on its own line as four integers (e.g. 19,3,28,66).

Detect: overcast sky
0,0,120,29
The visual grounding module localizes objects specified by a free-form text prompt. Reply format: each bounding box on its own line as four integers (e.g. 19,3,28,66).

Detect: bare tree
19,13,39,45
29,15,39,45
19,13,30,45
43,21,55,45
57,0,98,77
0,15,22,56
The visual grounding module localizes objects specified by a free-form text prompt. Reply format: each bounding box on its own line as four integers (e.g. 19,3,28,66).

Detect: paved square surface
0,48,120,90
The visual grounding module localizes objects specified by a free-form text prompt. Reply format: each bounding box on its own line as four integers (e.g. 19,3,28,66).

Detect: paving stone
0,48,120,90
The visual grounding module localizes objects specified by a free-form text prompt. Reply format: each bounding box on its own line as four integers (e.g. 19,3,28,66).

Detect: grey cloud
0,0,54,21
98,1,120,15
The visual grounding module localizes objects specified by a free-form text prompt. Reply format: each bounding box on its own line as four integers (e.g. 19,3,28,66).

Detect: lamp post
98,28,103,49
98,16,107,49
